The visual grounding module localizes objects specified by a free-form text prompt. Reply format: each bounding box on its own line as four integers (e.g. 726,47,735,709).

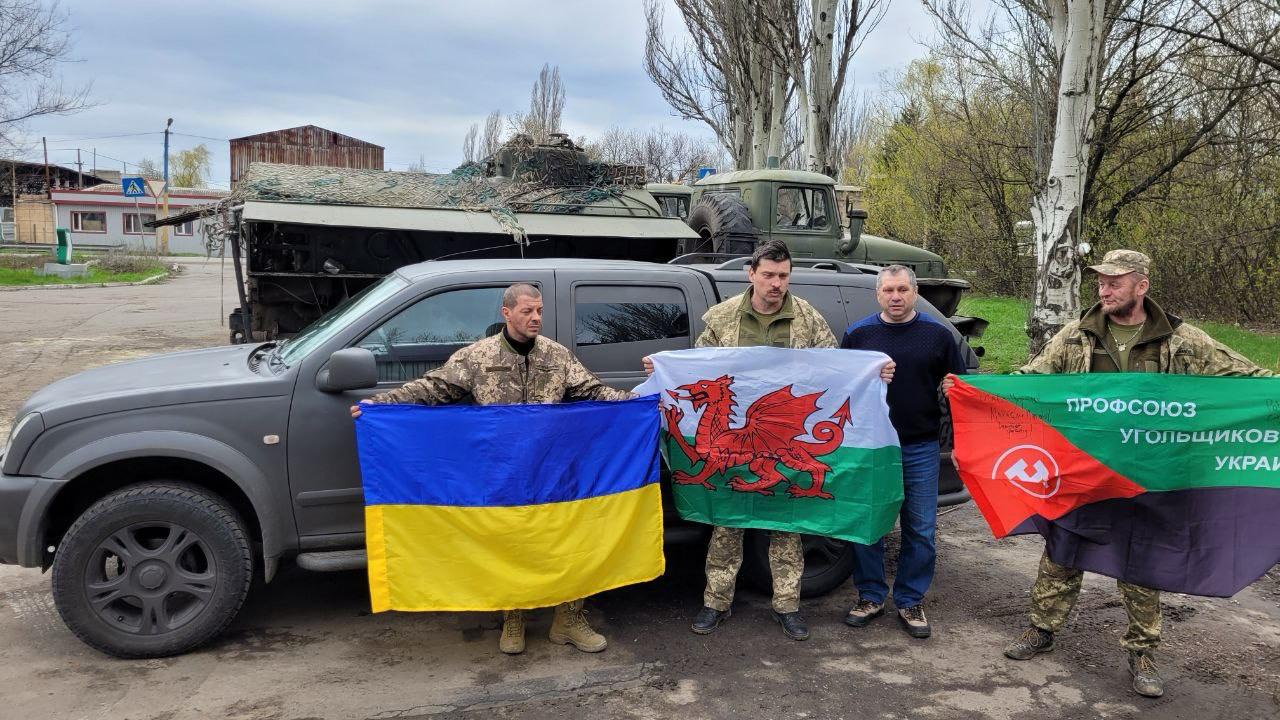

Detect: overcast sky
16,0,948,189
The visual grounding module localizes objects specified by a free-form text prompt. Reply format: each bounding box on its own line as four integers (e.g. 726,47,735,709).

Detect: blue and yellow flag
355,396,664,612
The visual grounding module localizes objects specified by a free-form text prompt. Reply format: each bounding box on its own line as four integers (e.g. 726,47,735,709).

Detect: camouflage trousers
703,526,803,613
1029,551,1161,652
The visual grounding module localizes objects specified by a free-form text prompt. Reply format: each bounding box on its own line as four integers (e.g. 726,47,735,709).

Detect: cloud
25,0,941,186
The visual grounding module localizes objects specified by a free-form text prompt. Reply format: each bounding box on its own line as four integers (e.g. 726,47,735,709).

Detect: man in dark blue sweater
840,265,967,639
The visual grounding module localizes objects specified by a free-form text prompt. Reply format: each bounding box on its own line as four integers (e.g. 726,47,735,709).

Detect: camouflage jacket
695,290,837,349
370,333,631,406
1020,298,1273,377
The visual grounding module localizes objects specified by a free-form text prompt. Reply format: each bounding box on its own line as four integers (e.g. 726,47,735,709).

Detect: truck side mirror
317,348,379,392
839,208,868,255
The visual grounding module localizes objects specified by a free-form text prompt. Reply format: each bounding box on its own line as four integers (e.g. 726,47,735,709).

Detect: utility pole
160,118,173,255
10,160,17,242
42,137,51,198
92,148,96,178
76,148,83,188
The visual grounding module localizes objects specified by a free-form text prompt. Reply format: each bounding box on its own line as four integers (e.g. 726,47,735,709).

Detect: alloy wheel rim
83,521,217,635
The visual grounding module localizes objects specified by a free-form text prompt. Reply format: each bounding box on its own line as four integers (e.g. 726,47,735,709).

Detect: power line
173,132,229,143
43,131,162,142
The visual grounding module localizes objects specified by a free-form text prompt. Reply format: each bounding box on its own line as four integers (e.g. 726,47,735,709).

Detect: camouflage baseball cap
1088,249,1150,276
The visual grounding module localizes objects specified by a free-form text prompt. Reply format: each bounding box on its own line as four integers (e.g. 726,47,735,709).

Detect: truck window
358,286,511,383
573,285,691,373
776,187,830,231
656,195,690,219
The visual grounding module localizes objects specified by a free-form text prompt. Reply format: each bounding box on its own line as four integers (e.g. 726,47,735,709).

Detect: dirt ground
0,261,1277,720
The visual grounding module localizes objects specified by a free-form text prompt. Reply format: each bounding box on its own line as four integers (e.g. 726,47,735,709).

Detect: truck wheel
51,483,253,658
743,531,856,598
687,193,757,255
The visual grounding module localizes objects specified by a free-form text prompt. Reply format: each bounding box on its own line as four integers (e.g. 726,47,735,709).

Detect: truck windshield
277,275,409,366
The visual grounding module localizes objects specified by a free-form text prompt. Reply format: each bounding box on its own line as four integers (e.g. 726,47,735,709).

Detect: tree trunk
750,44,768,169
767,63,787,161
1027,0,1105,356
805,0,836,174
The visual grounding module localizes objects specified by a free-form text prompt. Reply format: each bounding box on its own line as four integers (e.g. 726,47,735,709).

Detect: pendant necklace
1110,321,1145,352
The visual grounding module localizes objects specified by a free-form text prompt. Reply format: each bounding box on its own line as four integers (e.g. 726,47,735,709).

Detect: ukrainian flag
355,396,664,612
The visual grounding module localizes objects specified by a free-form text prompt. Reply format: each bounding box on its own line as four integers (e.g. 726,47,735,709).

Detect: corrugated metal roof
228,125,383,148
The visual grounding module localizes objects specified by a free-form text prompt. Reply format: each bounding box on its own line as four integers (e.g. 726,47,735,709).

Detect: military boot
549,600,607,653
1004,626,1054,660
499,610,525,655
1127,650,1164,698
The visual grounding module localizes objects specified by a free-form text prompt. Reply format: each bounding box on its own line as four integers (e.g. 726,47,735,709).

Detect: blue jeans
852,440,939,609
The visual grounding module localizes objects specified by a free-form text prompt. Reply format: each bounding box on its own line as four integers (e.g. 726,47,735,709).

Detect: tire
686,193,758,255
742,530,857,598
51,483,253,658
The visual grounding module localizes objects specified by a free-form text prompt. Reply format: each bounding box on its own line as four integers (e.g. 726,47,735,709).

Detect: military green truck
680,169,971,316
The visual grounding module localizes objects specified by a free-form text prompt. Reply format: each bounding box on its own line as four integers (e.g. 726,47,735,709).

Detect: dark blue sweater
841,312,967,443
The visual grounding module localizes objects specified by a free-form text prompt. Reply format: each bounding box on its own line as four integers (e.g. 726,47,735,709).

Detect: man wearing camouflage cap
995,249,1273,698
350,282,631,656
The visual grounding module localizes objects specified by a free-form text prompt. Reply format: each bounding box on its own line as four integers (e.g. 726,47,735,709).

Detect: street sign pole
121,176,149,252
160,118,173,256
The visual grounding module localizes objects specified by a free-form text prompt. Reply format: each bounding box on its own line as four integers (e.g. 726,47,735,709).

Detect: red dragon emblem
662,375,852,499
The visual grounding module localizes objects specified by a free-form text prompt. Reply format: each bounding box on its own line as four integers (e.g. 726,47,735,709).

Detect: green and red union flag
949,373,1280,597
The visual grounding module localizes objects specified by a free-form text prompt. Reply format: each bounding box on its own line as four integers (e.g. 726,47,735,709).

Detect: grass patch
1195,319,1280,372
0,265,166,286
957,295,1032,374
958,294,1280,374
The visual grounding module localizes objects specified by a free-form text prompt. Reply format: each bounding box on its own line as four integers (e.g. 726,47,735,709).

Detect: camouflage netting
180,136,650,254
227,135,648,244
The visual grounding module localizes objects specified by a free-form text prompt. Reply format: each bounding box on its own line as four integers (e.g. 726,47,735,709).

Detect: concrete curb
0,272,171,292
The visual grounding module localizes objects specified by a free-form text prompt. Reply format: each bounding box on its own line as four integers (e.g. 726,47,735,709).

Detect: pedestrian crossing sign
121,177,147,197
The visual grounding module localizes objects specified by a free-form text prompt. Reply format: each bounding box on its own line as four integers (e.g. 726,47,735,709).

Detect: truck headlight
2,413,41,471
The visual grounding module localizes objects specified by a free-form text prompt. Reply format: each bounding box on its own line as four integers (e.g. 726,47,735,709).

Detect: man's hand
940,373,957,394
880,360,896,384
350,399,372,419
643,355,654,376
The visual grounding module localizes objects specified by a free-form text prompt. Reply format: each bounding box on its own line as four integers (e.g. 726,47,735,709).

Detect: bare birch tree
924,0,1279,352
461,123,479,163
481,110,504,158
512,64,566,143
0,0,91,148
759,0,888,176
586,126,725,182
644,0,788,169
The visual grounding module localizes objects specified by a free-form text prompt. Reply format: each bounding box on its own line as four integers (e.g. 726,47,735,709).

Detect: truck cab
686,171,970,315
644,183,694,221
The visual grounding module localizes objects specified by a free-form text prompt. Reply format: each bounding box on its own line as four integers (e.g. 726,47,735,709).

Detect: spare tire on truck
683,193,758,255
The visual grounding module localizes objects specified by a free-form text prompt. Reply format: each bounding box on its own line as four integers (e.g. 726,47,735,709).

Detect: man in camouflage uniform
350,283,630,656
646,240,878,641
996,249,1273,698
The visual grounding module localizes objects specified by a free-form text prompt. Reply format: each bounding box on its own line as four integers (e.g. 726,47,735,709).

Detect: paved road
0,264,1277,720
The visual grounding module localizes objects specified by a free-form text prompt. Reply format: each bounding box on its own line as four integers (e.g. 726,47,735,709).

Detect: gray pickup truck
0,256,979,658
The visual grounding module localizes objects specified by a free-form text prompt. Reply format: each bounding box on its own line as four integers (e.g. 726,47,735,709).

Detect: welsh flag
635,347,903,544
949,374,1280,597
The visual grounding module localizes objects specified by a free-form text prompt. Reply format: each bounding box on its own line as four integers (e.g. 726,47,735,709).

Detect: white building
51,180,229,255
